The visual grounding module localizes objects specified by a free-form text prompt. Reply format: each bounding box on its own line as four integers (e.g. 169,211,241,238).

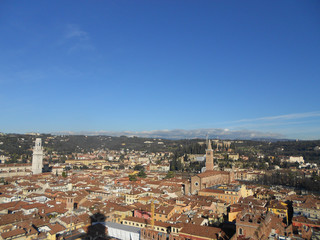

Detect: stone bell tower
32,138,43,175
206,139,214,171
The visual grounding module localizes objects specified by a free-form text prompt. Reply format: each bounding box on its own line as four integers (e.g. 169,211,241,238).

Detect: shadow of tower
83,212,109,240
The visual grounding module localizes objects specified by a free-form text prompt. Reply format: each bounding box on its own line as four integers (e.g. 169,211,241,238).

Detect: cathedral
184,140,234,195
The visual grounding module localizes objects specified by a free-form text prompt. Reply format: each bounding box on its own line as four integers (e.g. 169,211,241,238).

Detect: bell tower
32,138,43,175
206,140,214,171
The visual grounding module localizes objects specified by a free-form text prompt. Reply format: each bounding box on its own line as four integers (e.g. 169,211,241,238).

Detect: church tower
206,139,214,171
32,138,43,175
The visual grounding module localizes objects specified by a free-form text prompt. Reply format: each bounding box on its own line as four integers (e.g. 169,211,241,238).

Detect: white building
0,155,9,164
32,138,43,174
288,156,304,164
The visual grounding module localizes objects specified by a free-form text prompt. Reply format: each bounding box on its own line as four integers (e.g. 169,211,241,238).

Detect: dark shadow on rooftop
82,212,110,240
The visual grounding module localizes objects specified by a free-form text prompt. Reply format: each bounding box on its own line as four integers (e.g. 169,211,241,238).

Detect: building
285,156,304,164
198,185,253,205
228,153,239,161
267,200,288,223
293,196,320,220
0,156,9,164
229,196,267,222
184,141,235,195
0,164,31,178
105,221,140,240
32,138,43,175
236,211,292,240
178,224,226,240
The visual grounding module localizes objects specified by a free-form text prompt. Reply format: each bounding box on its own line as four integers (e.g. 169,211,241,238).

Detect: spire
207,139,212,150
206,139,214,171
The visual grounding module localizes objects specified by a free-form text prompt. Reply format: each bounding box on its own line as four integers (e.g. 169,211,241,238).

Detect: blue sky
0,0,319,139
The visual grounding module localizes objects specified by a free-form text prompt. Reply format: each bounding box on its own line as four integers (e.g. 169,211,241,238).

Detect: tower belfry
205,139,214,171
32,138,43,175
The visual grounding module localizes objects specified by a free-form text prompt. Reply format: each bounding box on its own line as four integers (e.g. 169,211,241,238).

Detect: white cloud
60,24,94,53
65,24,89,40
235,111,320,123
53,128,284,140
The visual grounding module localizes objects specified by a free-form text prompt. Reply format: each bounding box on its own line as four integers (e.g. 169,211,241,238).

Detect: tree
62,171,67,178
165,171,175,179
129,174,137,181
134,165,144,171
104,166,110,170
80,165,89,170
138,169,147,178
170,159,183,171
60,155,67,163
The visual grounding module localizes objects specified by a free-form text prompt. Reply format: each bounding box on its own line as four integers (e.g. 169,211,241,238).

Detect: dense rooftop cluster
0,135,319,239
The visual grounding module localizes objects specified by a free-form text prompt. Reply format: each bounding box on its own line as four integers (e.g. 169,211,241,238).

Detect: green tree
129,174,137,181
62,171,67,178
165,171,175,179
138,169,147,178
134,165,144,171
80,165,89,169
170,159,183,171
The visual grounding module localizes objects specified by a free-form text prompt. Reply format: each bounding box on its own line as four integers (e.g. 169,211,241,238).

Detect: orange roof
196,170,229,178
1,228,25,239
180,224,223,239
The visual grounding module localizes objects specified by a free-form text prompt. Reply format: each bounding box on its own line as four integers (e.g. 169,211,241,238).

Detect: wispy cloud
65,24,89,40
229,119,320,130
214,111,320,139
60,24,95,53
234,111,320,123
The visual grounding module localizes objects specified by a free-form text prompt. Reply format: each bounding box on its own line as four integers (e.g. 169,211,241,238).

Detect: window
195,182,199,186
239,228,243,235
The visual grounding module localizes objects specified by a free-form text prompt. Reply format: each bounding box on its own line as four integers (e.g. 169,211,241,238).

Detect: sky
0,0,320,140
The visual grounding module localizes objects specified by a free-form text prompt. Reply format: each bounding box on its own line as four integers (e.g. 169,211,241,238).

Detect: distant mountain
53,128,286,140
